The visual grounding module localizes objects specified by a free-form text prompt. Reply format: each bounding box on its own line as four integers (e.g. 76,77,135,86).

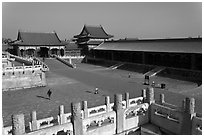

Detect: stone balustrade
2,126,12,135
2,88,202,135
88,105,107,117
28,122,73,135
29,111,54,132
2,63,46,91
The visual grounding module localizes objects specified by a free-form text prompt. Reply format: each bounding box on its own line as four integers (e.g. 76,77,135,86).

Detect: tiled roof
94,38,202,54
65,42,80,50
78,40,103,45
12,31,66,46
74,25,113,39
87,40,103,45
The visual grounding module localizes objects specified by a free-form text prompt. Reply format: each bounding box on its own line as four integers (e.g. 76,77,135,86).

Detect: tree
2,38,12,44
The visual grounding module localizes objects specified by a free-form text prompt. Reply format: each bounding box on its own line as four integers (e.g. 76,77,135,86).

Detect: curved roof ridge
19,31,56,34
84,24,102,28
100,25,114,38
14,31,66,46
74,24,113,39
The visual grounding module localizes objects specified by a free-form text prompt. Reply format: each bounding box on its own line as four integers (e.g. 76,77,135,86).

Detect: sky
2,2,202,40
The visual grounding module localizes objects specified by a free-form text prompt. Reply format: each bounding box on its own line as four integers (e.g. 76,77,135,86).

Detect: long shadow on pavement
36,95,50,100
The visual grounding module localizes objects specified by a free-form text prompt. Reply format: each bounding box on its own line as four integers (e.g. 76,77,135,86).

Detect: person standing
94,87,99,94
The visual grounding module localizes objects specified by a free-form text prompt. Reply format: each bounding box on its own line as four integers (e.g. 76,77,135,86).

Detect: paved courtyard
2,58,202,127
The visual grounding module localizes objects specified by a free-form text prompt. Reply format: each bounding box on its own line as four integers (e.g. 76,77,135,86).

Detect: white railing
88,105,107,117
2,126,12,135
129,97,144,107
29,116,54,131
3,65,43,73
60,55,85,59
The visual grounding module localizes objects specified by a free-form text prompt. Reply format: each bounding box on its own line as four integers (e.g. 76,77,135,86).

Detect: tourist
128,73,131,78
94,87,99,94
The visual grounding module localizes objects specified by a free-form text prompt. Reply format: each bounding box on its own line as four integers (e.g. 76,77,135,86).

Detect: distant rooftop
95,37,202,54
65,42,80,50
74,25,113,39
12,31,67,46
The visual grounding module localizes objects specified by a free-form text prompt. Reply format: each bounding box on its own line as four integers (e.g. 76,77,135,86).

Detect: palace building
11,31,67,57
91,37,202,71
73,25,113,55
64,41,81,57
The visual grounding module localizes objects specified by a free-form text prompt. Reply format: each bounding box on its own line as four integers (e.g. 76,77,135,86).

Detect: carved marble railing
83,111,116,133
2,88,202,135
2,65,43,77
33,57,49,71
2,126,12,135
125,103,149,119
129,97,144,107
60,55,85,59
29,116,54,131
28,122,73,135
88,105,107,117
151,103,182,124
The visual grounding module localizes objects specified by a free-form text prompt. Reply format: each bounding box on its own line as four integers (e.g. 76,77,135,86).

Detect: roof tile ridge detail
100,25,113,38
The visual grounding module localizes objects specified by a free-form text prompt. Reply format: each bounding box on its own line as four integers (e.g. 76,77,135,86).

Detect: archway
20,49,24,57
26,49,35,57
60,48,64,56
51,48,59,55
40,47,49,57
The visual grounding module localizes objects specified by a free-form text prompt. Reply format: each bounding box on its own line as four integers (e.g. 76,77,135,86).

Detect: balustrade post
12,114,25,135
32,61,34,70
22,63,25,70
142,89,146,103
71,102,83,135
159,94,165,104
105,96,110,112
59,105,66,124
181,97,195,134
31,111,38,131
146,87,155,104
125,92,129,108
114,94,124,134
145,87,155,123
69,58,72,64
82,101,88,118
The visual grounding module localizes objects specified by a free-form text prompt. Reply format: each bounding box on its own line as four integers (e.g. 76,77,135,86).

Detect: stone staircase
144,66,165,77
108,63,124,70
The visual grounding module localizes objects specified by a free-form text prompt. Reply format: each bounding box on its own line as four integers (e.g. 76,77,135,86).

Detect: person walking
47,89,52,100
